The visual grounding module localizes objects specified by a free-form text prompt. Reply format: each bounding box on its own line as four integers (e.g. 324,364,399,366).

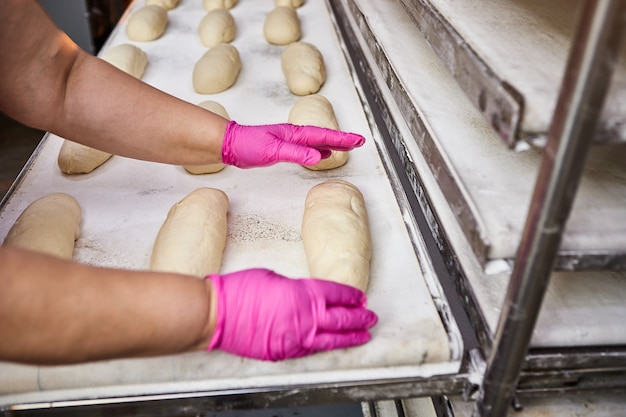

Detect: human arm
0,246,216,365
0,0,365,168
0,247,377,365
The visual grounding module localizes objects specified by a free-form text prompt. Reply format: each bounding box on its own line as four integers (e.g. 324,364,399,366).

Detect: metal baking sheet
340,0,626,271
398,0,626,149
0,0,460,409
341,0,626,350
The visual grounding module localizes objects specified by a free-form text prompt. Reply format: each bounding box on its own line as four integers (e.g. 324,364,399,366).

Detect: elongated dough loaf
276,0,304,8
184,101,229,174
146,0,180,10
301,180,371,292
264,7,301,45
199,9,236,48
203,0,237,11
126,5,168,42
100,43,148,79
193,44,241,94
150,188,229,277
3,193,81,260
281,42,326,95
288,94,348,170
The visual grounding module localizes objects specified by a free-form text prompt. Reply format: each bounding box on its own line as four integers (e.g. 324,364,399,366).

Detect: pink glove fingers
309,331,373,353
316,306,378,331
304,279,368,307
289,125,366,151
221,121,366,168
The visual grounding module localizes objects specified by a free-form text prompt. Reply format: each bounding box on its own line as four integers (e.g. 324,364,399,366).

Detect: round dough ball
126,5,168,42
199,9,236,48
193,44,241,94
146,0,180,9
276,0,304,8
281,42,326,95
263,7,301,45
301,180,371,292
57,140,113,174
203,0,237,12
3,193,82,260
184,101,230,174
100,43,148,79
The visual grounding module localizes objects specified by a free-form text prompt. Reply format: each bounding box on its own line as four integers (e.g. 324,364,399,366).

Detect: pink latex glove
221,121,365,168
206,268,378,361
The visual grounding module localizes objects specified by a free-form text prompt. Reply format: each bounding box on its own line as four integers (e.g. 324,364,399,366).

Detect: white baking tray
0,0,459,408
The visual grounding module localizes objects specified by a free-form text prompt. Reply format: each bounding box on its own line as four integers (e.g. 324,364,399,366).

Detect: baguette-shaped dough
281,42,326,95
288,94,348,170
193,44,241,94
150,188,229,277
126,5,168,42
184,101,229,174
100,43,148,79
3,193,81,260
276,0,304,8
301,180,371,292
263,7,301,45
199,9,236,48
203,0,237,11
146,0,180,10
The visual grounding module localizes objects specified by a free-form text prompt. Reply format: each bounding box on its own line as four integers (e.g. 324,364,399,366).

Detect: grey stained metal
474,2,626,417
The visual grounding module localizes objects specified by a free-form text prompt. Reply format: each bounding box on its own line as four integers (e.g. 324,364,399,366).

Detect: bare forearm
0,246,216,365
0,0,227,166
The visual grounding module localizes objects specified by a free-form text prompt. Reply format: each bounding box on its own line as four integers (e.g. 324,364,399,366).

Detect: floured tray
398,0,626,149
0,0,459,410
338,0,626,271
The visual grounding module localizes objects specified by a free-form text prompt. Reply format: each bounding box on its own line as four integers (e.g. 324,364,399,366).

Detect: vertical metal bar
473,1,626,416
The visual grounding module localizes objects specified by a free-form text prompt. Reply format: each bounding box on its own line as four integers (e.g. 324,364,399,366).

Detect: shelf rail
473,1,626,416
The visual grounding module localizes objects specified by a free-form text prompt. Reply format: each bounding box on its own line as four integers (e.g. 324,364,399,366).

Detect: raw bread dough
199,9,236,48
193,44,241,94
3,193,81,260
146,0,180,10
57,140,113,174
126,5,168,42
203,0,237,12
281,42,326,95
276,0,304,8
150,188,229,277
184,100,229,174
263,7,301,45
100,43,148,79
301,180,371,292
288,94,348,170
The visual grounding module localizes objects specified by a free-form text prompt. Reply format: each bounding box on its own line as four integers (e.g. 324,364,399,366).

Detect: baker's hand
206,268,378,361
221,121,365,168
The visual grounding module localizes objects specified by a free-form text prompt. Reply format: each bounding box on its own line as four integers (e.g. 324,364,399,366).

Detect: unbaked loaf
203,0,237,12
199,9,236,48
146,0,180,9
126,5,168,42
150,188,229,277
3,193,81,260
281,42,326,95
184,100,229,174
288,94,348,170
100,43,148,79
276,0,304,8
263,6,301,45
301,180,371,292
57,140,113,174
193,44,241,94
